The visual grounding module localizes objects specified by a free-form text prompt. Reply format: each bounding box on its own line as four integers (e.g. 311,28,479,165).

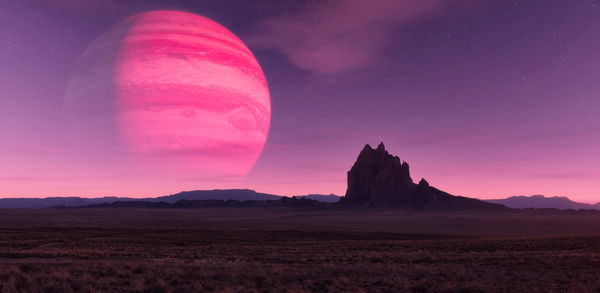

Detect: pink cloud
248,0,445,75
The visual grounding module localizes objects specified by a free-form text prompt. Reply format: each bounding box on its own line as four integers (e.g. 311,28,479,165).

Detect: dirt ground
1,208,600,292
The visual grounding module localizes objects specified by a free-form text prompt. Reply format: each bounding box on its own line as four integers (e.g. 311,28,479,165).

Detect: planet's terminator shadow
62,15,137,160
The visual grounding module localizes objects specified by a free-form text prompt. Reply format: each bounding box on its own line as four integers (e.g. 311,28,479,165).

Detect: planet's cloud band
66,10,271,177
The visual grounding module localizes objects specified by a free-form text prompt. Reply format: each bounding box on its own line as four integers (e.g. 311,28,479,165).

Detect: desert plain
1,208,600,292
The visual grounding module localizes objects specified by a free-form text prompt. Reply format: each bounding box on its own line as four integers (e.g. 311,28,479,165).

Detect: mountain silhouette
0,197,138,209
296,194,341,203
152,189,281,202
340,142,507,210
486,195,599,210
0,190,339,208
58,197,329,209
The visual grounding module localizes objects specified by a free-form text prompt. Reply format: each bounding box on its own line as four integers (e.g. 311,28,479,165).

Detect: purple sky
1,0,599,201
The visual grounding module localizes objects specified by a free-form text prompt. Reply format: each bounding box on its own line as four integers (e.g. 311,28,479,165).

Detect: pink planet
64,11,270,178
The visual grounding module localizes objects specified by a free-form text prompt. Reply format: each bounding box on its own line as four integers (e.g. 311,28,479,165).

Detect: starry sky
1,0,599,201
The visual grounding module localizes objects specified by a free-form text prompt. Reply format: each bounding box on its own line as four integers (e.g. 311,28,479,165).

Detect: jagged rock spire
340,142,508,210
418,178,429,188
342,142,413,203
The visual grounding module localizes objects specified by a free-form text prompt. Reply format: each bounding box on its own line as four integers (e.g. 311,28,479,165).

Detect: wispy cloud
248,0,445,75
43,0,126,12
0,146,60,154
0,176,79,182
515,128,600,144
528,171,600,179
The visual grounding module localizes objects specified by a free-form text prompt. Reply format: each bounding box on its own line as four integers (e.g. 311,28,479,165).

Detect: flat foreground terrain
1,208,600,292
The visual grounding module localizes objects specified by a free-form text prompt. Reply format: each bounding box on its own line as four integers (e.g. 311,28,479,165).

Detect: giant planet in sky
64,11,271,178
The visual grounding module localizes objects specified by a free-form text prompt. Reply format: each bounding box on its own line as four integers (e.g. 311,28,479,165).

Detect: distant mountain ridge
0,189,339,209
486,195,600,210
151,189,281,202
62,197,330,209
0,197,139,209
296,194,341,203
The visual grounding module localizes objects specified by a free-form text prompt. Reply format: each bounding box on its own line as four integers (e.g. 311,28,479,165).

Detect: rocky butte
341,142,507,210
